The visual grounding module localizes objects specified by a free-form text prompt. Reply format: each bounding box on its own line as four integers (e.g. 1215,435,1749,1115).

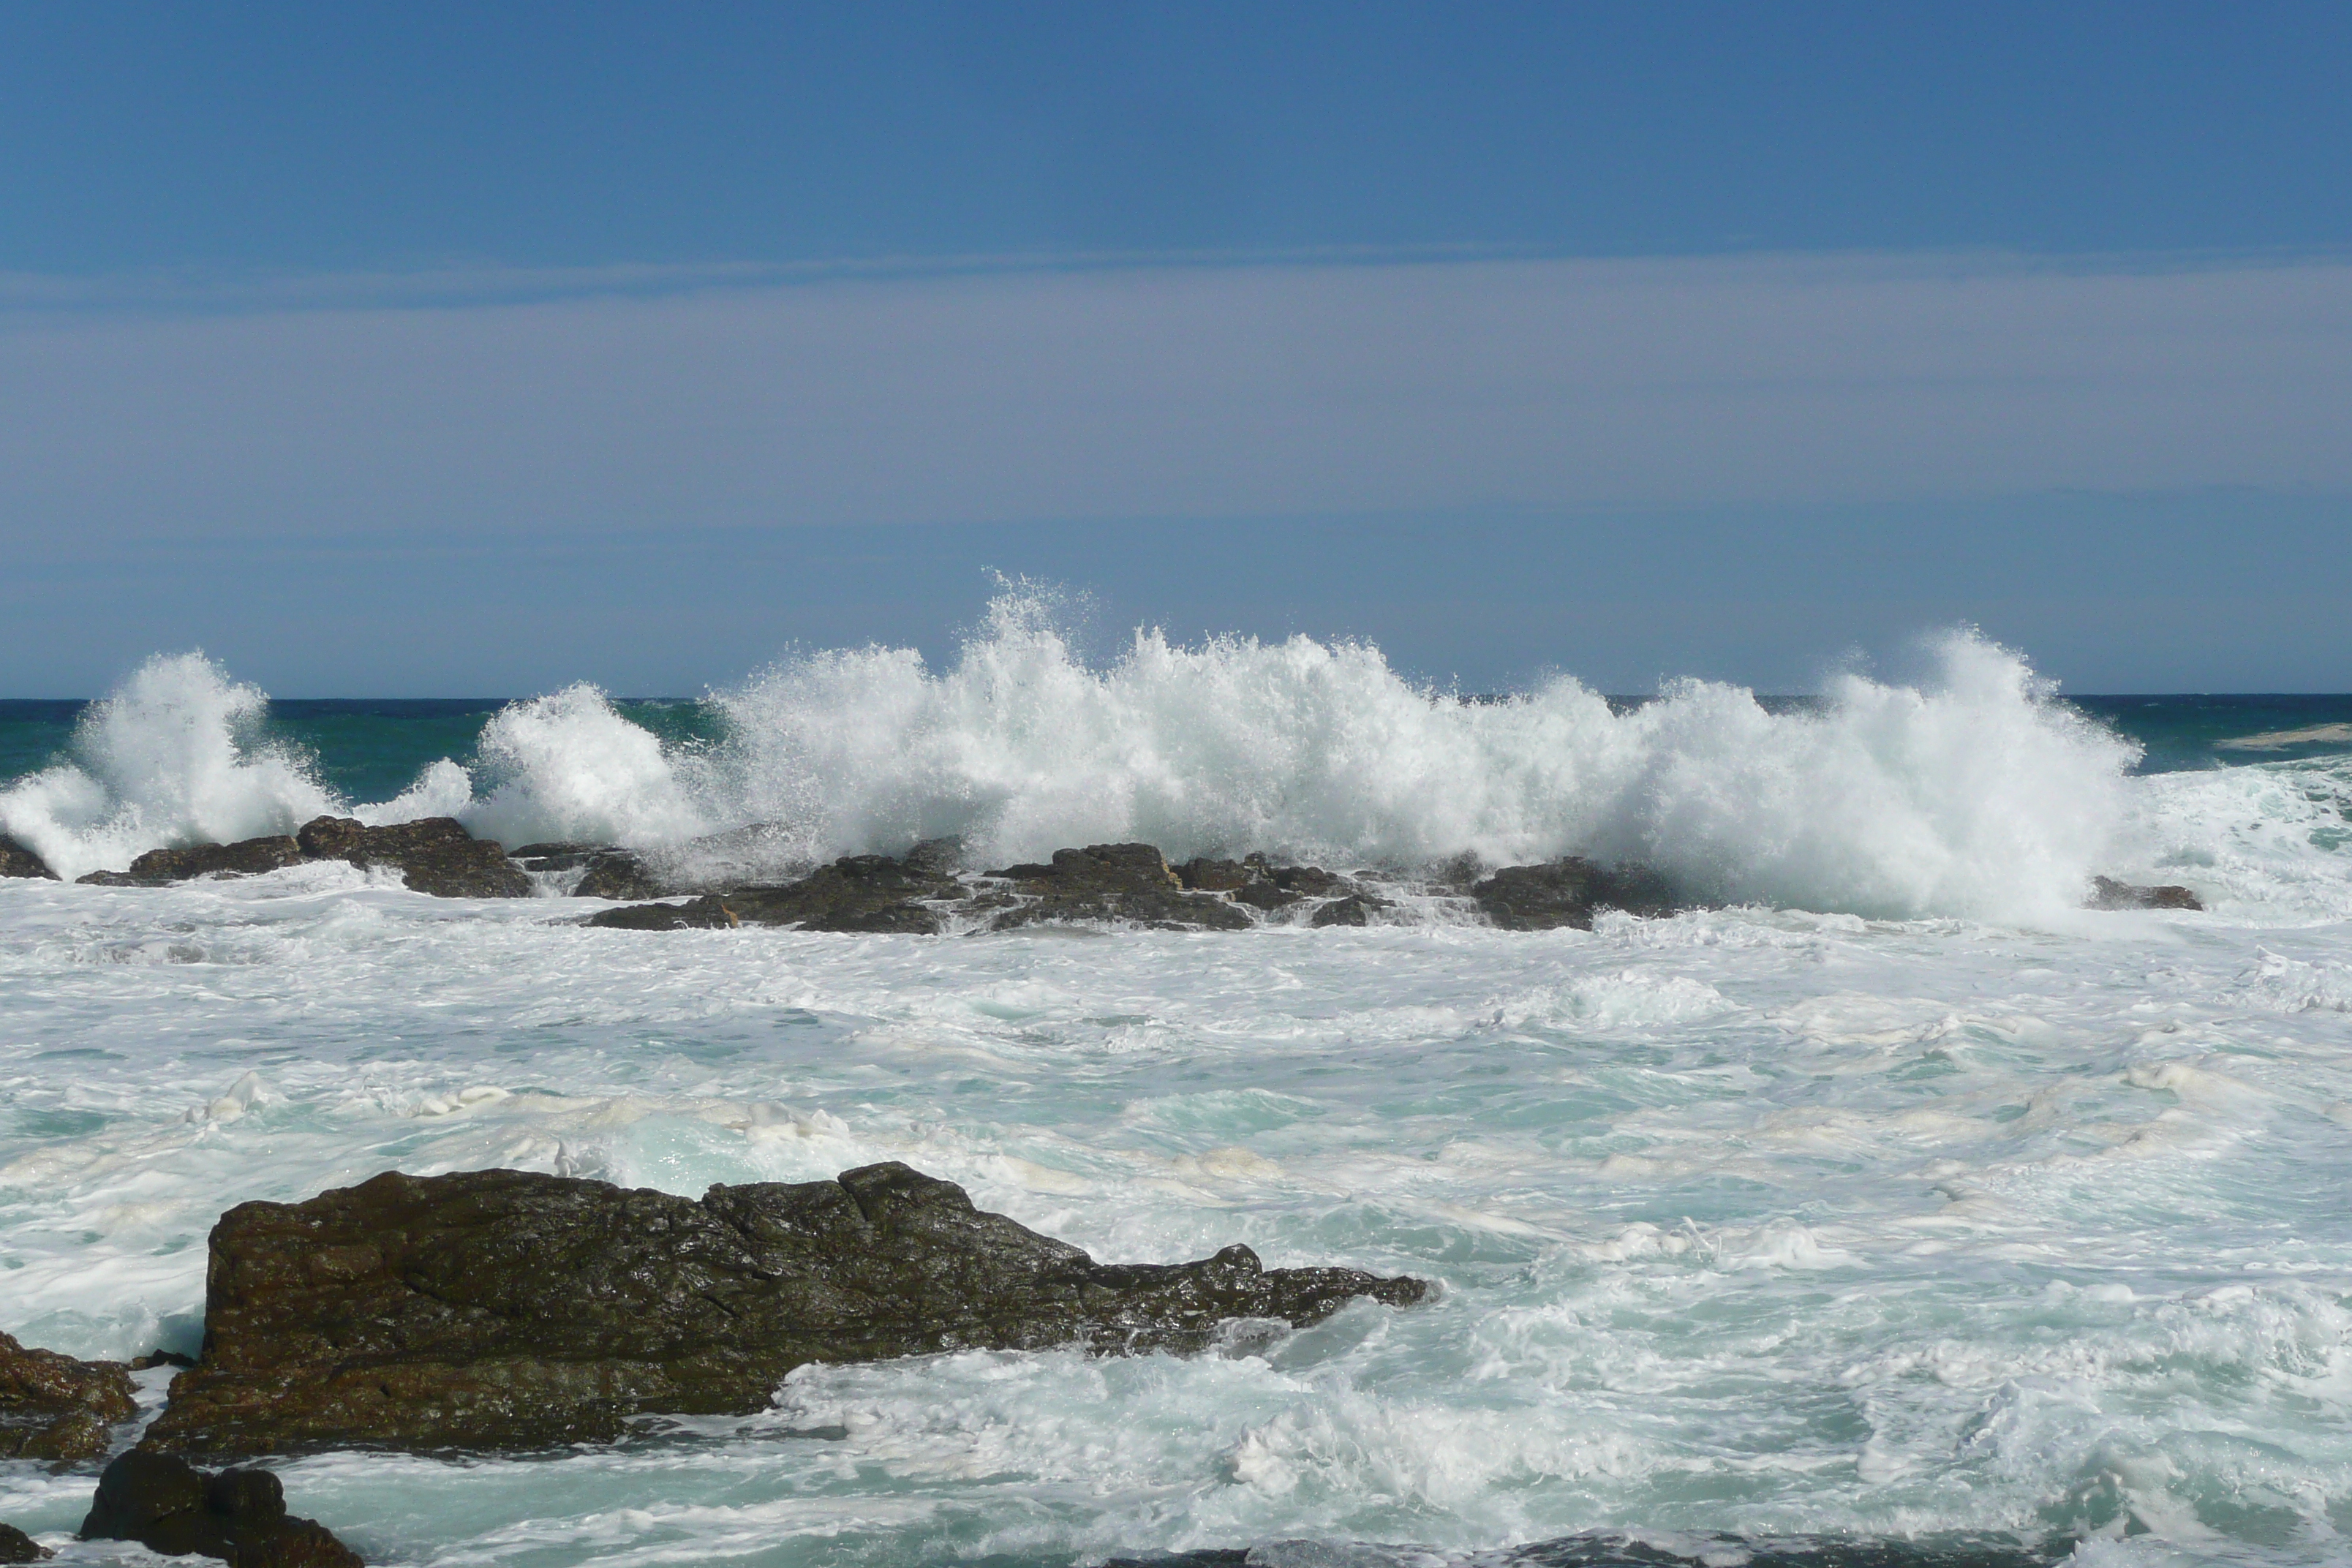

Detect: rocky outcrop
988,843,1253,930
80,1452,361,1567
294,817,530,898
587,843,968,932
510,843,666,901
1471,858,1676,930
2087,876,2204,911
77,835,305,887
0,835,57,881
143,1161,1427,1457
1174,856,1361,915
0,1524,48,1563
0,1330,137,1463
1309,892,1391,927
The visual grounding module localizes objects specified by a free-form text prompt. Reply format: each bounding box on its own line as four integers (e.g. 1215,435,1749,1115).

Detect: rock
131,1350,200,1371
587,844,964,933
294,817,530,899
1471,858,1676,930
2088,875,2204,911
1309,892,1390,927
0,1523,49,1562
76,836,306,887
0,1330,138,1463
0,835,57,881
570,851,664,901
987,844,1254,931
143,1161,1427,1456
80,1451,361,1567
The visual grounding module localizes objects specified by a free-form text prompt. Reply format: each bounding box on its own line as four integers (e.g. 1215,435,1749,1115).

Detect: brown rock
80,1451,361,1567
987,844,1254,931
77,836,305,887
294,817,529,899
0,1330,137,1463
587,843,963,932
2088,876,2204,911
0,1523,50,1562
143,1161,1428,1457
0,835,57,881
1472,858,1676,930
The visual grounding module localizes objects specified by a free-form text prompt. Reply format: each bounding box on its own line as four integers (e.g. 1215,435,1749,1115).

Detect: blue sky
2,2,2348,695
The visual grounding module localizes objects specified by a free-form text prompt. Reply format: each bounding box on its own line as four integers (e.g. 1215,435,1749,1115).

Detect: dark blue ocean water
4,694,2348,804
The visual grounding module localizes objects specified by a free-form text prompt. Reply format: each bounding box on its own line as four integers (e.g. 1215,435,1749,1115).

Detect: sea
3,600,2351,1568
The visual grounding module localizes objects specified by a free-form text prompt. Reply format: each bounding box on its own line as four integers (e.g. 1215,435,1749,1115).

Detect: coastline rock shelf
0,1330,137,1462
143,1161,1429,1457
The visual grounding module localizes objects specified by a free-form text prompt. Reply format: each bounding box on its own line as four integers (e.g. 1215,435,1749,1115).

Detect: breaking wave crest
1,600,2176,921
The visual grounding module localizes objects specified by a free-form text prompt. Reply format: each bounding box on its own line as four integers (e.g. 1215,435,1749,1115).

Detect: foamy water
3,614,2350,1566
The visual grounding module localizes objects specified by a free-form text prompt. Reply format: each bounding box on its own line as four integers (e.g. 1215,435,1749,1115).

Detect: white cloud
1,249,2348,546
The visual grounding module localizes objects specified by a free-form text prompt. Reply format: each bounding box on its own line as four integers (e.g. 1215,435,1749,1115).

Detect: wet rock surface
587,842,967,932
2087,875,2204,911
0,1524,48,1562
143,1161,1428,1457
78,835,305,887
1472,857,1677,930
294,817,531,898
0,835,56,881
80,1452,362,1567
987,843,1254,930
0,1330,137,1463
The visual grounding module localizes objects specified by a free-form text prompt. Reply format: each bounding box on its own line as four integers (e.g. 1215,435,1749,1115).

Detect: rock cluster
0,835,56,881
0,1330,136,1463
591,840,968,932
987,843,1254,930
1471,858,1678,930
80,1452,361,1567
143,1161,1428,1456
2087,875,2205,911
62,817,531,898
510,843,664,900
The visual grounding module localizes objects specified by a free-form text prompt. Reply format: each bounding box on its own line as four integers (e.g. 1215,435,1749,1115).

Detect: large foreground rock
143,1161,1428,1457
295,817,530,898
78,835,304,887
80,1452,361,1567
1471,858,1676,930
0,836,56,881
0,1330,137,1463
0,1523,48,1562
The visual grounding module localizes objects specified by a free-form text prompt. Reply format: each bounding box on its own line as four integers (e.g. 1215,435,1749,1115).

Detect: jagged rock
0,835,57,881
571,851,664,901
988,844,1254,930
294,817,530,899
132,1351,200,1372
0,1330,137,1463
1310,892,1390,927
0,1523,49,1562
143,1161,1427,1456
2088,876,2204,911
506,842,600,871
1472,858,1676,930
76,835,304,888
80,1452,361,1567
587,843,965,933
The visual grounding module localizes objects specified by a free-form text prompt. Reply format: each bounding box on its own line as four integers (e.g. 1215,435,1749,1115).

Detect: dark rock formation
80,1452,361,1567
1309,892,1391,927
132,1350,200,1371
143,1161,1427,1457
1472,858,1676,930
2087,875,2204,911
570,851,664,901
77,835,304,887
987,844,1254,930
1175,856,1361,916
0,1330,137,1463
294,817,530,899
0,835,57,881
587,843,966,933
0,1523,48,1563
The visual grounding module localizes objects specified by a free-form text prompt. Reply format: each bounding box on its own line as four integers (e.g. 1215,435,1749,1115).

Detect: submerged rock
0,1523,48,1562
0,836,56,881
0,1330,137,1463
570,850,664,901
988,843,1254,930
1472,858,1676,930
2087,875,2204,911
1309,892,1391,927
294,817,531,899
80,1452,361,1567
77,835,305,887
143,1161,1427,1456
